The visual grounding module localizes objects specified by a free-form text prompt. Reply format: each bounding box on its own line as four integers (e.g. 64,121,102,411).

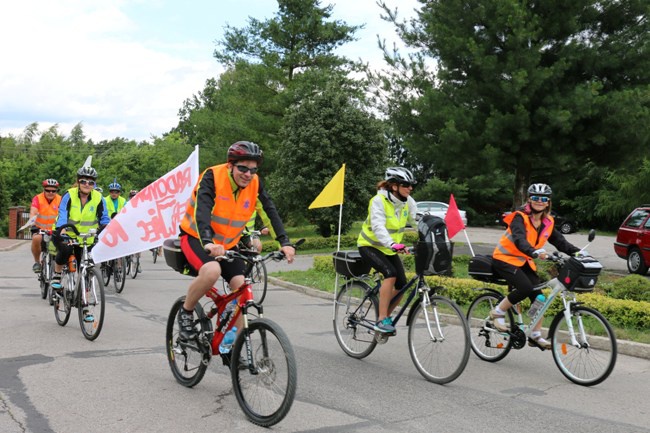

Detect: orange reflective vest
34,193,62,230
180,164,259,249
492,210,554,271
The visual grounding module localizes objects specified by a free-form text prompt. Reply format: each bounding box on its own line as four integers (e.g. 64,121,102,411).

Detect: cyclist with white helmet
29,179,62,273
489,183,580,349
50,166,111,299
357,167,418,334
105,179,126,218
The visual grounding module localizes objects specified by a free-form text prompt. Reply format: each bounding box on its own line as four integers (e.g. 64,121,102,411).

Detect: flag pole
463,229,475,257
332,202,343,318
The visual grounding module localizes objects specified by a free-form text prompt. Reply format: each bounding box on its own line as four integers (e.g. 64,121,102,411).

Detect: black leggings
358,246,407,292
492,259,543,305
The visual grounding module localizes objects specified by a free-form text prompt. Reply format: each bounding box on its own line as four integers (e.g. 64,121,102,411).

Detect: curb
0,240,29,252
268,276,650,361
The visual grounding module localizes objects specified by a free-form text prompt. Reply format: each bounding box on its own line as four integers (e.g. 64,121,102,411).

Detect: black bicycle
332,249,470,384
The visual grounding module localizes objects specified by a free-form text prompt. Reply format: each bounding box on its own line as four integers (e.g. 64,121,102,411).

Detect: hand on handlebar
204,243,225,257
280,245,295,263
532,248,547,259
391,243,406,253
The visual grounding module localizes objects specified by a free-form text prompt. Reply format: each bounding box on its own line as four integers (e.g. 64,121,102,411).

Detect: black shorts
180,234,246,283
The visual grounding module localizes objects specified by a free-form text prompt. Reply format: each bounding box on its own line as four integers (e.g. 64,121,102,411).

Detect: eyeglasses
235,165,258,175
530,195,550,203
44,189,58,193
399,182,413,188
109,190,120,193
78,179,96,186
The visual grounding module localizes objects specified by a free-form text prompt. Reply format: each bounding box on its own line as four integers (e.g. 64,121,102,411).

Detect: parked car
613,205,650,275
415,201,468,226
496,210,579,234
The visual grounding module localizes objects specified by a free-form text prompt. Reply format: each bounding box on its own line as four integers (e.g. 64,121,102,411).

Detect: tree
269,82,388,234
378,0,649,209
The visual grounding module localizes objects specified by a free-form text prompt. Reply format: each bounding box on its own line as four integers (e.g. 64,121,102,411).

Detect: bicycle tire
250,260,268,304
39,252,49,300
101,262,111,286
113,257,127,293
333,280,378,359
46,254,55,305
550,305,617,386
130,254,140,279
166,297,212,388
79,268,105,341
466,292,514,362
231,318,297,427
53,271,73,326
152,248,158,264
408,295,470,384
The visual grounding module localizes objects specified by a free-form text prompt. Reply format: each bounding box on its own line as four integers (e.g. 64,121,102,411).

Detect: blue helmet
108,180,122,192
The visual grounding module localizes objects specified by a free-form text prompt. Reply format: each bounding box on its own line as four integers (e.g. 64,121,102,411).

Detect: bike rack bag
557,256,602,292
333,251,371,278
163,238,198,277
468,254,507,284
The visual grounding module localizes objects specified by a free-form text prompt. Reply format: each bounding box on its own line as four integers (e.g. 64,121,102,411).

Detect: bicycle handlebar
208,238,306,263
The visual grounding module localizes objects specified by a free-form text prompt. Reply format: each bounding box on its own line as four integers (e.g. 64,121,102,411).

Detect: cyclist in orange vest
490,183,580,349
29,179,62,273
177,141,296,341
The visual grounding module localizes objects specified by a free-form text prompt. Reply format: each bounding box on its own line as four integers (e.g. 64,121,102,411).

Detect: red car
613,206,650,275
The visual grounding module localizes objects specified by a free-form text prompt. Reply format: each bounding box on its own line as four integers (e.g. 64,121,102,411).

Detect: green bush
605,274,650,302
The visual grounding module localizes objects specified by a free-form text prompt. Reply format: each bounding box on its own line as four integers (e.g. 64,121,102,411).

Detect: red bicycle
164,238,304,427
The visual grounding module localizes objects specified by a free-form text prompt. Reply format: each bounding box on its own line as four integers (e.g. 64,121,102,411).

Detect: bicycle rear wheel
113,257,127,293
333,280,378,359
408,295,470,384
79,268,105,341
152,248,158,264
101,262,111,286
250,261,268,304
166,297,212,387
231,318,297,427
550,306,617,386
130,254,140,279
466,292,513,362
53,271,73,326
39,252,50,300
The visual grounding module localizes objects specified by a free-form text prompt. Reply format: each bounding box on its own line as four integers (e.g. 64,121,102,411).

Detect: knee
198,261,221,282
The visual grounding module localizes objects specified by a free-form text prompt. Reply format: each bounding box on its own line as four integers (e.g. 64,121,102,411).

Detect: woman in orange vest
490,183,579,349
29,179,62,273
176,141,296,342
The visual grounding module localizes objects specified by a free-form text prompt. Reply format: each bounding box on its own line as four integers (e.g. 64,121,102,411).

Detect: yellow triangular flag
308,164,345,209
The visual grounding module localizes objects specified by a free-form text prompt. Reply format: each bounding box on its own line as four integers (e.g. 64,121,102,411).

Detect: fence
8,206,33,240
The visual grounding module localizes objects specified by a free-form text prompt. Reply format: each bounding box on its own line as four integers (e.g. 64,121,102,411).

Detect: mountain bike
332,248,470,384
164,237,304,427
36,229,55,305
466,230,617,386
52,224,106,341
222,230,268,304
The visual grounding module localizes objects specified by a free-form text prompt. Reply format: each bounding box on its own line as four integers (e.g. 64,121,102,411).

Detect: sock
495,306,506,316
531,331,541,338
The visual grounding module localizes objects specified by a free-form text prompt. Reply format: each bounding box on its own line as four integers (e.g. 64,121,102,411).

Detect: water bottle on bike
219,326,238,354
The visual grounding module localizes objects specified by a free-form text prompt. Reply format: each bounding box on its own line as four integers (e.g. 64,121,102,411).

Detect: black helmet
227,141,263,164
527,183,552,197
77,166,98,179
385,167,416,185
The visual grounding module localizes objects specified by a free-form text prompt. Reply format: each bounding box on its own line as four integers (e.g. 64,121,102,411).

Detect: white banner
91,146,199,264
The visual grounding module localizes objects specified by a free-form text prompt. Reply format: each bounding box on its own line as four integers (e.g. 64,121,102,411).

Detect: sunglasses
78,179,96,186
235,165,258,175
530,195,550,203
44,189,58,193
399,182,414,188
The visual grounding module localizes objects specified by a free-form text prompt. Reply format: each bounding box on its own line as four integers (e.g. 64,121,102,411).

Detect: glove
391,243,406,252
574,250,590,258
532,248,546,258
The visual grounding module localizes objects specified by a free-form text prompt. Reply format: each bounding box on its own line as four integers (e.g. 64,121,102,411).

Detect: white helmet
527,183,552,196
385,167,416,185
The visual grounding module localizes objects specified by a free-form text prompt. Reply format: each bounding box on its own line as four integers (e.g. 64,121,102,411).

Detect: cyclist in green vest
357,167,418,334
51,166,111,300
105,180,127,218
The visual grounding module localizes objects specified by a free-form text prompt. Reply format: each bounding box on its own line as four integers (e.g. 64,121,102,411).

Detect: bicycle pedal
374,332,390,344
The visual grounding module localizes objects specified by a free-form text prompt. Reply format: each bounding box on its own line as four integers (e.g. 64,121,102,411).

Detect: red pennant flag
445,194,465,239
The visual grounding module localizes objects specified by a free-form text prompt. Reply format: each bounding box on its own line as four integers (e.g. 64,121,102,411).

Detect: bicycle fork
560,295,589,349
420,291,445,342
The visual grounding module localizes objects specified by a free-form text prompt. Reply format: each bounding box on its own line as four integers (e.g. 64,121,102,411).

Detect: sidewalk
0,238,29,252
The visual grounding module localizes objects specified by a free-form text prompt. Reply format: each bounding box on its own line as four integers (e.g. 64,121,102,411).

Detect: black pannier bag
557,256,602,292
468,254,507,284
333,251,371,278
163,238,198,277
415,214,453,276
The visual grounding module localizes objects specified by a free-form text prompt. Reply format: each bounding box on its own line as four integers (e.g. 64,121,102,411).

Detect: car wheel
559,222,574,234
626,248,649,275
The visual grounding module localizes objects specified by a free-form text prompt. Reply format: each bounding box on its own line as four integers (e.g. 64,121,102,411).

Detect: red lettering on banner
136,197,189,242
129,167,193,209
99,220,129,247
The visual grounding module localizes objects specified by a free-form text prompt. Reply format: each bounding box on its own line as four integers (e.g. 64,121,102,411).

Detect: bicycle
112,255,127,293
36,229,55,305
221,230,268,304
332,248,470,384
151,246,161,264
466,230,617,386
164,237,304,427
51,224,106,341
127,253,140,279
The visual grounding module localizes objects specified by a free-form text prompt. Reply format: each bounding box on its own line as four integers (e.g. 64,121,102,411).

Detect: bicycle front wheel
152,248,158,264
467,292,513,362
231,318,297,427
113,257,127,293
250,261,268,304
130,254,140,279
79,268,105,341
166,297,212,388
333,281,378,359
53,272,72,326
408,295,470,384
550,306,617,386
101,262,111,286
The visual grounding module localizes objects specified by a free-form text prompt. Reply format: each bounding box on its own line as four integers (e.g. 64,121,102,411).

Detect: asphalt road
1,239,649,433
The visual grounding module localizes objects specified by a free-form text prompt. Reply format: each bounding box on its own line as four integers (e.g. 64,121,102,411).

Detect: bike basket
333,251,371,278
163,238,197,277
468,254,507,284
557,256,602,292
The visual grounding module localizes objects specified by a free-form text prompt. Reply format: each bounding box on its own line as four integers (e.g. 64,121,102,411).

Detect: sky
0,0,421,143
